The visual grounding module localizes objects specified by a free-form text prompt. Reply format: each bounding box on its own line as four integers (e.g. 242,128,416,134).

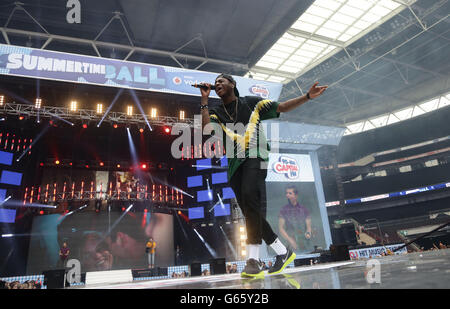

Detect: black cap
216,73,240,97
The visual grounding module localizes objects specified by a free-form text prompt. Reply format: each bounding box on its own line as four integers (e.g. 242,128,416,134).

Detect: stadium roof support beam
0,27,249,72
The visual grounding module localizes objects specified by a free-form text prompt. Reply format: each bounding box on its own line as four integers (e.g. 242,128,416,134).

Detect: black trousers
229,158,277,245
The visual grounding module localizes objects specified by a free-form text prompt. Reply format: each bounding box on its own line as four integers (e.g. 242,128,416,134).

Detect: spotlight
19,116,24,120
117,164,121,168
39,210,44,215
141,163,147,169
139,128,144,133
164,126,171,134
179,110,185,120
96,103,103,114
150,108,157,118
113,124,118,129
55,160,60,165
35,98,42,109
99,162,104,167
0,95,4,106
127,105,133,116
70,101,77,112
82,123,88,129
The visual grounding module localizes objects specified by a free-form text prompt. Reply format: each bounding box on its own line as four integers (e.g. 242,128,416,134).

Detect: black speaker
209,258,226,275
157,267,168,276
42,269,66,289
190,262,202,276
341,224,358,245
330,244,350,261
294,258,311,267
132,269,153,278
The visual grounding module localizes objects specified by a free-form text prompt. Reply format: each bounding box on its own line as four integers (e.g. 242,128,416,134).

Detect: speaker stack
190,262,202,276
209,258,226,275
42,269,66,289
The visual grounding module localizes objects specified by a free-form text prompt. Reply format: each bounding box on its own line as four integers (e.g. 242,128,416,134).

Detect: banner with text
0,44,283,101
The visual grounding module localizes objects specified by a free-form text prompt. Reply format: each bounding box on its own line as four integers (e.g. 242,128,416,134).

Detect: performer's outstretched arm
277,82,328,113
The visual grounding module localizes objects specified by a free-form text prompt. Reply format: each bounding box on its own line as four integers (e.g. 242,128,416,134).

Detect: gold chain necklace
222,99,238,122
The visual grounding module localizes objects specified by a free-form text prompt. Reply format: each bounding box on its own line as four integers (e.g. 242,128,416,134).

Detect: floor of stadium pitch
74,249,450,289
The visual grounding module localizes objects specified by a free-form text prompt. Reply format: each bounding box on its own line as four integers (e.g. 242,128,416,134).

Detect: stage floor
72,249,450,289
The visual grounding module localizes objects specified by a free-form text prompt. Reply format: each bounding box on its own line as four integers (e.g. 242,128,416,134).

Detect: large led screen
26,211,174,274
265,153,327,255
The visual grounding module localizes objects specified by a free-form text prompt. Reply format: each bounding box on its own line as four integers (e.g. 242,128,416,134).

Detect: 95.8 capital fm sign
0,44,282,101
266,153,315,183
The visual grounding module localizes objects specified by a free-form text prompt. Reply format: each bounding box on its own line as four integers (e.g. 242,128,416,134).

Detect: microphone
191,83,216,90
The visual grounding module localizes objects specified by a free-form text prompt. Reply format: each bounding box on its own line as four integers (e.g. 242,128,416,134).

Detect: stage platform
69,249,450,289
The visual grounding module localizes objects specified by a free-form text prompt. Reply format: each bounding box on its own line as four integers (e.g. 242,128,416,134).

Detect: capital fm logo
272,156,299,180
249,85,269,99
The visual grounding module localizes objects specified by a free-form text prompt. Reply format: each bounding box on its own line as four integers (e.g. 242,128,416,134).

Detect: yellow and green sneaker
241,258,265,278
268,247,296,275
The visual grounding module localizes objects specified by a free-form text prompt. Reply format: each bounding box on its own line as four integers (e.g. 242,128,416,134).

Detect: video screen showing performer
265,180,327,255
26,210,173,274
278,185,313,252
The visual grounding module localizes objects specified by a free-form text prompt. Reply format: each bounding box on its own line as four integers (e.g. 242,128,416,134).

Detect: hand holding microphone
193,83,215,101
191,83,216,90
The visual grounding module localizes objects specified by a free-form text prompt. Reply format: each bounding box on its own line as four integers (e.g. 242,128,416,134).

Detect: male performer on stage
199,74,327,277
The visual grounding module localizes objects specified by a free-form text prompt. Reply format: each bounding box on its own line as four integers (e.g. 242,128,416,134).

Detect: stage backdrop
26,211,173,275
264,153,328,257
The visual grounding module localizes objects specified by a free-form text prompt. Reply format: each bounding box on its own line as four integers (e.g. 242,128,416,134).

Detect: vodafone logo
173,76,182,85
272,156,299,179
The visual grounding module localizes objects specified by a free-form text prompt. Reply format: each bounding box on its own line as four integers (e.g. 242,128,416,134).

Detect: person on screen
58,241,70,268
146,237,156,269
278,185,313,252
199,73,327,277
56,210,167,272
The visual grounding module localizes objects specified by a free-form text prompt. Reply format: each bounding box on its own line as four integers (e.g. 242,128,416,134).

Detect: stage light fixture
35,98,42,109
70,101,78,112
96,103,103,114
19,115,24,120
55,160,60,165
127,105,133,116
82,123,88,129
150,108,157,118
139,128,144,133
141,163,147,169
179,110,185,120
99,162,104,167
117,164,121,168
164,126,171,134
113,124,118,129
0,95,4,106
